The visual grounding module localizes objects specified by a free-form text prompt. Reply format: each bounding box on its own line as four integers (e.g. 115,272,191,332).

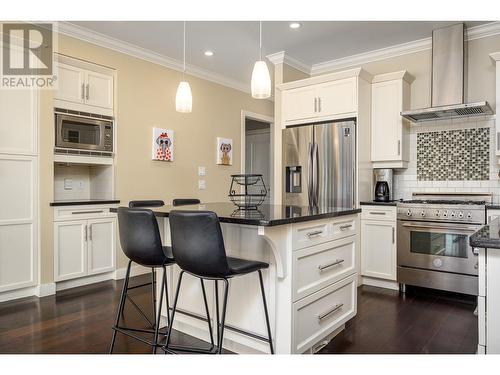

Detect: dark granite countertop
486,204,500,210
110,202,361,227
360,200,400,207
50,199,121,207
470,217,500,249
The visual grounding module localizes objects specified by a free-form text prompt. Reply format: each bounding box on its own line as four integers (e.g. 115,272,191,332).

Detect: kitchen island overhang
112,203,361,354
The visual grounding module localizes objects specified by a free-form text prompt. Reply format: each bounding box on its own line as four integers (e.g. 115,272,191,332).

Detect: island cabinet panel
292,273,357,353
292,216,358,250
293,236,356,301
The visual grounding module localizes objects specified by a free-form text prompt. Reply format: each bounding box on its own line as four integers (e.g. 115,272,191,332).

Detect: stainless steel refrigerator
283,119,355,208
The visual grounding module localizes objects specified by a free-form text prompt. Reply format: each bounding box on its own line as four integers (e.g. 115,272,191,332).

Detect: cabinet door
361,220,396,280
54,221,87,281
371,80,402,162
317,77,357,118
85,71,113,109
487,209,500,223
54,63,85,104
87,218,115,275
282,86,317,123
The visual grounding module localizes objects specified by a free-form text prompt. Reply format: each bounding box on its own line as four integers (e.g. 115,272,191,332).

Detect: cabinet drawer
478,296,486,346
292,220,331,250
54,205,116,221
293,274,357,353
332,217,358,240
293,236,356,301
361,206,396,221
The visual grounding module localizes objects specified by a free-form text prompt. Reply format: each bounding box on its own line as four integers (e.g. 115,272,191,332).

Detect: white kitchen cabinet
54,221,87,281
487,208,500,223
278,69,368,128
55,55,114,116
54,208,116,282
371,71,414,169
360,206,398,286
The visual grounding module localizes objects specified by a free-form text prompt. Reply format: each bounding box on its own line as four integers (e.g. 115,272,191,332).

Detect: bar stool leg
151,268,157,327
258,270,274,354
165,271,184,351
109,260,132,354
200,279,215,347
217,279,229,354
162,267,171,328
152,266,165,354
215,280,220,344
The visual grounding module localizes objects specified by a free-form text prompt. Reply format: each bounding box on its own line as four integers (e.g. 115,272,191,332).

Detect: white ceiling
69,21,489,87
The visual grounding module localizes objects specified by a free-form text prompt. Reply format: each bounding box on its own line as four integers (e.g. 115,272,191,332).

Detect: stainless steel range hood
401,23,493,123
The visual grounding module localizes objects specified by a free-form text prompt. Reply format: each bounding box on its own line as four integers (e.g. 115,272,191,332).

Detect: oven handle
400,222,480,232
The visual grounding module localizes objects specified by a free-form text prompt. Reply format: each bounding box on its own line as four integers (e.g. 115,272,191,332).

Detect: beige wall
324,34,500,111
39,34,273,283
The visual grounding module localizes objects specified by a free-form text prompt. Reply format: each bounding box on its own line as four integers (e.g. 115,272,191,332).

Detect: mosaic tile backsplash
417,128,490,181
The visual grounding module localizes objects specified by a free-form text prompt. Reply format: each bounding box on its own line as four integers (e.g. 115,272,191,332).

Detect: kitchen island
470,218,500,354
114,203,360,354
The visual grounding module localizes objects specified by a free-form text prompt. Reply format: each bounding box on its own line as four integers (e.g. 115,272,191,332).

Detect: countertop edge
360,201,399,207
50,200,121,207
470,217,500,249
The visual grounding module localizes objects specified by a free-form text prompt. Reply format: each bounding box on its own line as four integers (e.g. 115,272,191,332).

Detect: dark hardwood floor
0,275,477,354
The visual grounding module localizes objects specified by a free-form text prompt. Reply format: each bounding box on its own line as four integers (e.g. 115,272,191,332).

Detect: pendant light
176,21,192,113
251,21,271,99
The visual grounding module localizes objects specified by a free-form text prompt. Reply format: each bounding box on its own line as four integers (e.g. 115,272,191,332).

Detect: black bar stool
164,210,274,354
110,207,174,354
172,198,200,206
117,200,166,338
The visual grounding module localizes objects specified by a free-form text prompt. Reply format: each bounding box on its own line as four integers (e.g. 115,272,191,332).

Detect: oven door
397,220,480,276
56,114,107,151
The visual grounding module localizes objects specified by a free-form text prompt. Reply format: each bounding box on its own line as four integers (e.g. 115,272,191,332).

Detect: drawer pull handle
318,259,345,272
339,224,352,231
71,210,104,215
369,211,386,215
306,230,324,238
318,303,344,321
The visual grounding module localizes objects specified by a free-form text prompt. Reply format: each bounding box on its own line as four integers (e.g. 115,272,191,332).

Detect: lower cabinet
54,216,115,282
360,206,397,282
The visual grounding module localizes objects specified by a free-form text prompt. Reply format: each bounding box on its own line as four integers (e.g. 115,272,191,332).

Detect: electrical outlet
198,166,206,176
78,180,85,189
198,180,206,190
64,178,73,190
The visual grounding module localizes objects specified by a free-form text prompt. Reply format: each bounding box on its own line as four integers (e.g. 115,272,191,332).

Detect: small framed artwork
217,137,233,166
152,128,174,162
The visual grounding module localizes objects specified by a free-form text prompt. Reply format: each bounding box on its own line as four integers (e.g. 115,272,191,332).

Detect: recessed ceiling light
289,22,301,29
204,50,214,57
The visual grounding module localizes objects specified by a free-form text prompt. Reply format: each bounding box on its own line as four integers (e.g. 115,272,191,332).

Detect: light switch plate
198,180,206,190
64,178,73,190
198,166,206,176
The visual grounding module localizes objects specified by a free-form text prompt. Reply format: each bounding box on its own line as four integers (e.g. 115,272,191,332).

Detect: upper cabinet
490,52,500,157
278,69,370,128
370,71,414,169
55,55,115,116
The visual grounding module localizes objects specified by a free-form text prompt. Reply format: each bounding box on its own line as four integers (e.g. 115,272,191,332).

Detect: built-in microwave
55,112,114,154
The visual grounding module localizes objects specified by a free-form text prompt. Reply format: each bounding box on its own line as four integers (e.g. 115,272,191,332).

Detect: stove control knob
443,211,448,218
467,212,472,219
406,209,412,217
420,211,426,217
451,211,456,218
435,210,440,217
433,258,443,268
458,212,464,219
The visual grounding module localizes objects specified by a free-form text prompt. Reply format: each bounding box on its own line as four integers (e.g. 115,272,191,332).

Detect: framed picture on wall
216,137,233,166
152,128,174,161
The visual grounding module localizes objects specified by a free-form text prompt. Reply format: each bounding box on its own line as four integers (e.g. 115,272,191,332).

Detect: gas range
396,193,492,295
397,193,491,224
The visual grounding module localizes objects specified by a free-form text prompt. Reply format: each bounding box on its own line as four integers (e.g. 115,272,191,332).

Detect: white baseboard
0,285,38,303
37,283,56,297
114,264,150,280
361,276,399,291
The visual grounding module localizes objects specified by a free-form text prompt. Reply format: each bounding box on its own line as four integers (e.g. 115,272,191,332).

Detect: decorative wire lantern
228,174,267,210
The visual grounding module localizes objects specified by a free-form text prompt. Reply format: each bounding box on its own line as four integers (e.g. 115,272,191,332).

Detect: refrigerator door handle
312,142,319,206
307,142,313,206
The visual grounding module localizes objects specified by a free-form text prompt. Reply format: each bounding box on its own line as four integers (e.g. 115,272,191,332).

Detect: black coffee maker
373,169,392,202
374,181,390,202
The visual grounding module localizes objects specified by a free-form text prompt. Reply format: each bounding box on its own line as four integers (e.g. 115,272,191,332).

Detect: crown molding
311,21,500,76
57,22,256,97
266,51,311,75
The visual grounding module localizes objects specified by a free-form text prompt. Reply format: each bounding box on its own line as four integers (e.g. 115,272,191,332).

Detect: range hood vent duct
401,23,493,123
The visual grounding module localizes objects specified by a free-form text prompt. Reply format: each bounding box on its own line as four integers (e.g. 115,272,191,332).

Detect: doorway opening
241,112,274,204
